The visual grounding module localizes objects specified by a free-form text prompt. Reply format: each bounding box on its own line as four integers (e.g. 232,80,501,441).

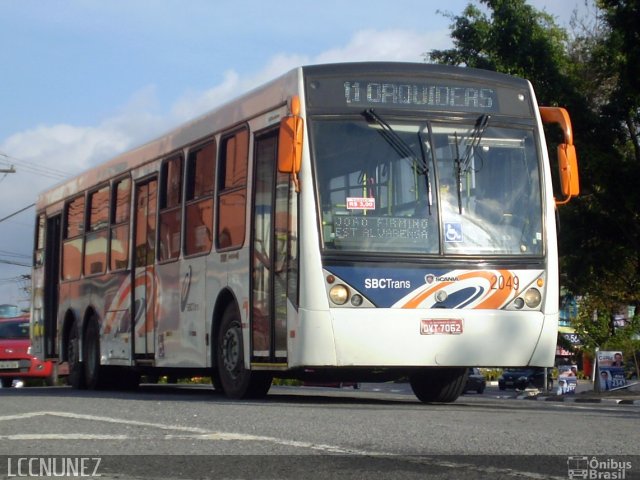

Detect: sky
0,0,591,307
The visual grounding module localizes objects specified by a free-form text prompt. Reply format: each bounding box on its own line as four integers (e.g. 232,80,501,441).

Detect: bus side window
34,214,45,267
158,155,183,262
217,128,249,250
84,185,110,275
185,141,215,256
62,195,85,281
110,177,131,271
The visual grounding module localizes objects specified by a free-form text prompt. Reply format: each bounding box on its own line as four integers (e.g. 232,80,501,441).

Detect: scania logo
425,274,459,284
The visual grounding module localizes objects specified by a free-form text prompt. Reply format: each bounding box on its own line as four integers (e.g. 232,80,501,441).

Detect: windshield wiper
417,126,433,215
363,109,432,214
462,114,490,172
452,114,491,214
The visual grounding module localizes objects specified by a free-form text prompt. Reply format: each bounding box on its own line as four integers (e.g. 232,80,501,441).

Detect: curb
516,394,640,405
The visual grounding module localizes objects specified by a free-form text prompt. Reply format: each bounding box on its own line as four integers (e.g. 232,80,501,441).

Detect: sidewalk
515,379,640,405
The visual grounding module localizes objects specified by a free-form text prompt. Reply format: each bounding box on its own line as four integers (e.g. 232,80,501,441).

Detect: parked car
0,315,56,388
463,368,486,394
498,367,553,391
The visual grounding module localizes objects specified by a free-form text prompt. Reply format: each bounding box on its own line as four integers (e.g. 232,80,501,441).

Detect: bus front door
132,178,158,359
251,129,296,364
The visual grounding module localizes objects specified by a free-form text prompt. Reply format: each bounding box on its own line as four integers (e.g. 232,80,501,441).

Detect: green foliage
479,368,502,381
272,378,303,387
428,0,640,347
427,0,574,104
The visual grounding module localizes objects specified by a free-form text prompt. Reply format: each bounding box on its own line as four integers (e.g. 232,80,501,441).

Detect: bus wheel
67,320,86,389
45,365,58,387
83,315,111,389
409,367,467,403
216,305,272,399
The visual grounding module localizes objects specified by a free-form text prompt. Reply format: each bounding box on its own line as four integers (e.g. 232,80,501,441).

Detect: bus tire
67,320,87,389
216,305,272,399
45,364,58,387
83,315,111,390
409,367,467,403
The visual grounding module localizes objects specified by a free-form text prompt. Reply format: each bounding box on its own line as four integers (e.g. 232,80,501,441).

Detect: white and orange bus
30,62,579,402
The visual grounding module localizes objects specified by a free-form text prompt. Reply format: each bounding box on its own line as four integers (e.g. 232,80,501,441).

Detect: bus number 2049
490,274,520,291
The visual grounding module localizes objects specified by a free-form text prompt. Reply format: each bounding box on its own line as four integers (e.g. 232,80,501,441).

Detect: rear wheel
409,367,467,403
67,320,86,389
83,315,113,389
45,365,58,387
216,305,272,399
1,378,13,388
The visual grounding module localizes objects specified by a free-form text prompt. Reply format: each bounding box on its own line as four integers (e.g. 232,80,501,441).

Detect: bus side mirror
278,115,303,175
539,106,580,205
278,95,304,188
557,143,579,200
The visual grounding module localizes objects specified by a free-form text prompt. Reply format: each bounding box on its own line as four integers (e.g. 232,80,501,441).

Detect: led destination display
343,81,497,111
304,67,533,116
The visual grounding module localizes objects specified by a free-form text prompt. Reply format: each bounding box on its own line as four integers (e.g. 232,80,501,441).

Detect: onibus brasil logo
567,456,632,479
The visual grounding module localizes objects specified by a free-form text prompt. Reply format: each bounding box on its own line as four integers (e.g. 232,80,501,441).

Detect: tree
427,0,576,105
427,0,640,347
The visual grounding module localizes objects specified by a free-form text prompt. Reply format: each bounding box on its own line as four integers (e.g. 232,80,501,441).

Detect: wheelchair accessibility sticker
444,222,463,242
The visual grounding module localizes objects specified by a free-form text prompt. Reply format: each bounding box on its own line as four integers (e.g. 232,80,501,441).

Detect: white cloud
167,29,452,122
314,29,451,64
171,70,242,121
0,28,448,304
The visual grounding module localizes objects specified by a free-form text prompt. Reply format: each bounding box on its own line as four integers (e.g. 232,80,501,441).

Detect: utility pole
0,165,15,173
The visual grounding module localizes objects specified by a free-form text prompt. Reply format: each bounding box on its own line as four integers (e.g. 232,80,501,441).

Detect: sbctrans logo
364,278,410,289
567,456,632,479
5,456,102,478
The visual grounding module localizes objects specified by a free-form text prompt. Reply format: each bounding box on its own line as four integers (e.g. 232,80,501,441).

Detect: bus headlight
523,288,542,308
329,285,349,305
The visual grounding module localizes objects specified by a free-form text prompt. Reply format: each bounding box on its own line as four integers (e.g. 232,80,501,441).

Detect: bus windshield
312,117,543,256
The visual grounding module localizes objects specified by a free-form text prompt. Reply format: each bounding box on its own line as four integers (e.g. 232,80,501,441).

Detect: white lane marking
0,411,377,454
0,411,563,479
1,434,129,440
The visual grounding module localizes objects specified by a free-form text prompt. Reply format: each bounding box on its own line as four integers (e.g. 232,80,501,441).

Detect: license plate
0,361,20,369
420,319,463,335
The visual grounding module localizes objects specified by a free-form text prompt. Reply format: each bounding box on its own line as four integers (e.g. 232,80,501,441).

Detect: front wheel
216,305,272,399
409,367,467,403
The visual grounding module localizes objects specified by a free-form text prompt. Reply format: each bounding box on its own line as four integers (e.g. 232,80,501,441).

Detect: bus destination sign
343,81,497,112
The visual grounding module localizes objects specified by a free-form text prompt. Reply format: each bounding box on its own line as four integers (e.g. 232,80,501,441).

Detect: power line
0,151,71,180
0,249,30,259
0,259,31,267
0,203,35,224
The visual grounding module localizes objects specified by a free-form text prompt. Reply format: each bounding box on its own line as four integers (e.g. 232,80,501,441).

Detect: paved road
0,384,638,479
